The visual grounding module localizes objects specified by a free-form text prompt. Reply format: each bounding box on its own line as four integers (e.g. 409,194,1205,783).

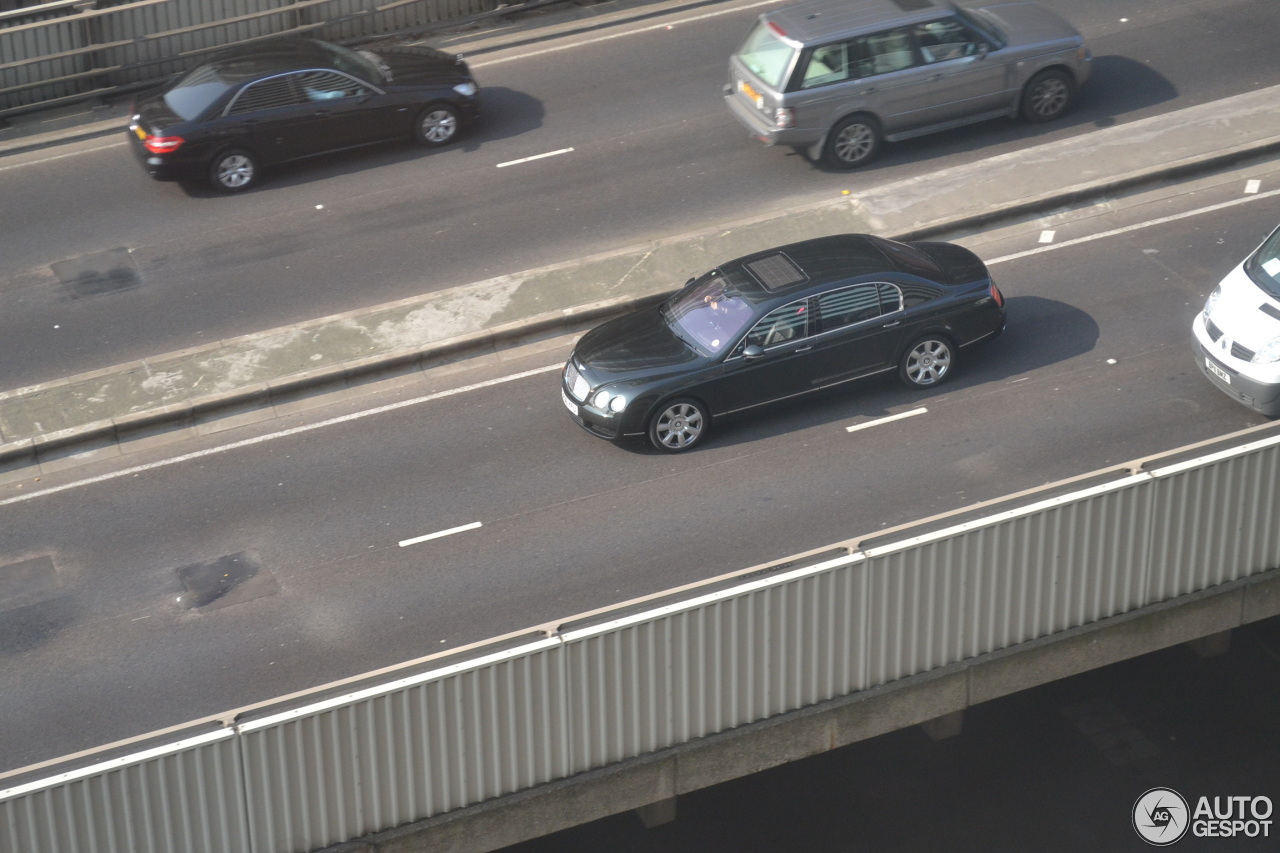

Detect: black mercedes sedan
561,234,1005,452
127,37,479,192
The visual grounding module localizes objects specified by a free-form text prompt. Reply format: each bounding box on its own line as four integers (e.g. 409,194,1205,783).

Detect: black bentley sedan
127,37,479,192
561,234,1005,452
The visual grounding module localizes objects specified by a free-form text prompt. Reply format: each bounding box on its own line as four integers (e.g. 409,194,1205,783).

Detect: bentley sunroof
744,252,808,291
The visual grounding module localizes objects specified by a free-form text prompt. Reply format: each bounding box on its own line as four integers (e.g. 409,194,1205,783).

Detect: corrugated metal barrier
0,0,503,114
3,423,1279,853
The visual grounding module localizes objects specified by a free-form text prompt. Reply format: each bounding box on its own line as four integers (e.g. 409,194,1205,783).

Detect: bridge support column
635,796,677,828
1186,629,1231,658
921,709,963,741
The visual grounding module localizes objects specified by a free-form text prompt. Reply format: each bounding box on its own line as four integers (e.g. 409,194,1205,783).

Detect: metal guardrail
2,422,1279,853
0,0,502,116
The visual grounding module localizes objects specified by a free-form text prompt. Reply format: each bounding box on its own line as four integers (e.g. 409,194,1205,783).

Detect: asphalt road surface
2,154,1278,772
1,0,1278,388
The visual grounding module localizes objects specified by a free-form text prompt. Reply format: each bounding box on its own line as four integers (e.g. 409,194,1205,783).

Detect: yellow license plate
133,125,147,141
739,80,763,108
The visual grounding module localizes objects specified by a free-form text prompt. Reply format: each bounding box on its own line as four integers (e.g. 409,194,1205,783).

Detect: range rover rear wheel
823,114,882,169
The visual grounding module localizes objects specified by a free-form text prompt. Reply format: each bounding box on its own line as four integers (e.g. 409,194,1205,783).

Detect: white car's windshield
1244,226,1280,299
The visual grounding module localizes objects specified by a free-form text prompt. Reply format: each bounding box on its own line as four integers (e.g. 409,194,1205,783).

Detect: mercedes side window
226,76,304,115
913,18,983,64
741,300,810,351
295,70,369,102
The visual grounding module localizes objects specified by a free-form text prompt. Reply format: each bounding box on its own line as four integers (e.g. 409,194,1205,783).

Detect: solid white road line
0,364,562,508
496,147,574,168
0,141,124,172
399,521,483,547
845,407,927,433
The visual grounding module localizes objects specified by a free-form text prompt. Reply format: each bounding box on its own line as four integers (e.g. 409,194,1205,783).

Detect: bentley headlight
591,389,627,413
1252,336,1280,365
453,82,478,97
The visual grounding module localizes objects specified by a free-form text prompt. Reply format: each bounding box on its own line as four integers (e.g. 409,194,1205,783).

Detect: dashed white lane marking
987,185,1280,266
1039,230,1056,243
399,521,483,547
845,407,927,433
497,147,574,168
1245,179,1261,194
0,364,562,508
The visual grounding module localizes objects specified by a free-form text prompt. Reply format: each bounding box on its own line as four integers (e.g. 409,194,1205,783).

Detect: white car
1192,223,1280,416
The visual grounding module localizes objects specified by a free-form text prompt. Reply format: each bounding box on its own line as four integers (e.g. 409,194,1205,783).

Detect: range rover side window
855,28,918,77
913,19,983,64
799,42,852,89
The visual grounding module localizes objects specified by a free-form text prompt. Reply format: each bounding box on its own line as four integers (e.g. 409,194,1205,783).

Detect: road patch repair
50,248,142,299
175,551,274,610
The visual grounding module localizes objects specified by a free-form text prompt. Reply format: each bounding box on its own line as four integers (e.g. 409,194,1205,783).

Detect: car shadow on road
806,55,1177,176
612,295,1099,455
175,86,545,197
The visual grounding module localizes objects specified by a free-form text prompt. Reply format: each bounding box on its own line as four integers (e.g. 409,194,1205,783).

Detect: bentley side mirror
742,344,765,360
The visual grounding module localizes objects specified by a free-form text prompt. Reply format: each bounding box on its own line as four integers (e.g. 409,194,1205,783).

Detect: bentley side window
816,284,881,332
742,301,810,350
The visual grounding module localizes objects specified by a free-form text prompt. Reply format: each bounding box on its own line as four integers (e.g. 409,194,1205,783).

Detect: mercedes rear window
163,65,235,120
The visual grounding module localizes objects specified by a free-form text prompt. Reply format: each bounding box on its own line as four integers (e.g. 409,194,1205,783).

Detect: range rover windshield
1244,226,1280,299
735,21,798,89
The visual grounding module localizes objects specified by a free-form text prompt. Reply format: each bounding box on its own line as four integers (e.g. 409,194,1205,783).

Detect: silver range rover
724,0,1091,169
